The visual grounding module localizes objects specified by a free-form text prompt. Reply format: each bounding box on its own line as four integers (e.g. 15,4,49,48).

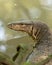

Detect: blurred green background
0,0,52,65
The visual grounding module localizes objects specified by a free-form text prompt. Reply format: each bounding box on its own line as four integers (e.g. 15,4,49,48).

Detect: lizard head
8,22,33,34
8,22,49,41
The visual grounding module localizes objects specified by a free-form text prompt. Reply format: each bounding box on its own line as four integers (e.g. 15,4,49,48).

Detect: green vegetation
0,52,15,65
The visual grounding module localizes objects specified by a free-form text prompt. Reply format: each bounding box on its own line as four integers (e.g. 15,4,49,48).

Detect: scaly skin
8,22,52,65
8,22,49,41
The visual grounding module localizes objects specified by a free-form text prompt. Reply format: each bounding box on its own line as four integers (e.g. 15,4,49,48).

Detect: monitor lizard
8,21,52,65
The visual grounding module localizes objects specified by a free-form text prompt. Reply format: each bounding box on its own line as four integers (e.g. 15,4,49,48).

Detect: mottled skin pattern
8,22,49,42
8,22,52,65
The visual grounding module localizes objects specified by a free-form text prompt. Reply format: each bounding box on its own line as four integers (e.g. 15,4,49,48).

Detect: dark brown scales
31,22,50,47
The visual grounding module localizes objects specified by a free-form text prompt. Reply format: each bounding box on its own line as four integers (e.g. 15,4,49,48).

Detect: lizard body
8,22,52,65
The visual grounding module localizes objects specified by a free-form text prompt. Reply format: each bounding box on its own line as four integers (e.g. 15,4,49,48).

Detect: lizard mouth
7,23,33,34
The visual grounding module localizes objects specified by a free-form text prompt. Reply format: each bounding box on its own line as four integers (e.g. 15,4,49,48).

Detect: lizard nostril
7,24,13,29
